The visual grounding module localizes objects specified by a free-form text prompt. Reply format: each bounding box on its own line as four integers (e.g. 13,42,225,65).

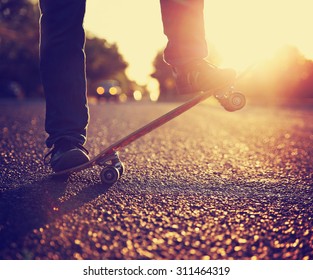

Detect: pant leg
39,0,89,148
160,0,208,66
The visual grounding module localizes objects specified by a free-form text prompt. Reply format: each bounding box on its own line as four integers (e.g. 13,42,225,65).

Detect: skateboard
53,86,245,185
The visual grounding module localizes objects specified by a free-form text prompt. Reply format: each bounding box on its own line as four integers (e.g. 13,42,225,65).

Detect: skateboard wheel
100,166,120,186
221,92,245,112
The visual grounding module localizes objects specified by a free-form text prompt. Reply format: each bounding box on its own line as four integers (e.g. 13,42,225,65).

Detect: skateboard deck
53,86,246,185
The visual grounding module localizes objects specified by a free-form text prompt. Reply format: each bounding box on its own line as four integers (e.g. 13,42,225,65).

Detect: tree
85,34,129,97
0,0,131,99
150,51,176,101
0,0,41,98
239,45,313,104
272,46,313,99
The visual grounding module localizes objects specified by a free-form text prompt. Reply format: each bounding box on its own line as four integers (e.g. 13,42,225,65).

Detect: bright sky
84,0,313,86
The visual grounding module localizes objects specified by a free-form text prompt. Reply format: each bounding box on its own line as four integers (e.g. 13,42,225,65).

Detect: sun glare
84,0,313,84
204,0,313,71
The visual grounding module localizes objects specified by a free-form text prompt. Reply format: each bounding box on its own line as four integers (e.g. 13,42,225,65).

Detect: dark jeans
160,0,207,66
39,0,207,148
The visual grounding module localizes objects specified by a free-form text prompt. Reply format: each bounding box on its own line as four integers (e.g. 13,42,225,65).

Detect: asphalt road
0,99,312,260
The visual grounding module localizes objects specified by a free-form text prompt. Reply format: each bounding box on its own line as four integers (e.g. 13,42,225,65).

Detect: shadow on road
0,177,110,254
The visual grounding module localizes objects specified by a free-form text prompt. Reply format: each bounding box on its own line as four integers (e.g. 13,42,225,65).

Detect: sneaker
173,60,236,94
44,139,90,172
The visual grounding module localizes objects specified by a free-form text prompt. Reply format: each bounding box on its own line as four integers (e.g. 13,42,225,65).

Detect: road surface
0,99,312,259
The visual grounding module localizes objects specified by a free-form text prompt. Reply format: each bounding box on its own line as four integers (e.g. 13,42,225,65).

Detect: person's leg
160,0,236,94
39,0,89,171
39,0,89,148
160,0,207,66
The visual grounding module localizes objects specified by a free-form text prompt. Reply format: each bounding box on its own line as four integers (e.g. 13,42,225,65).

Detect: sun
204,0,313,71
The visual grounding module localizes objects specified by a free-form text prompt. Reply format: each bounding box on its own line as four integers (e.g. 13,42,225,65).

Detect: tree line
151,45,313,104
0,0,133,99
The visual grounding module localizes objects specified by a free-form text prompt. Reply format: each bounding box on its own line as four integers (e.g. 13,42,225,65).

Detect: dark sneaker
173,60,236,94
45,139,90,172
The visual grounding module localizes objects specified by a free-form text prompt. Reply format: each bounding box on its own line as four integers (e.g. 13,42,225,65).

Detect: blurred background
1,0,313,105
